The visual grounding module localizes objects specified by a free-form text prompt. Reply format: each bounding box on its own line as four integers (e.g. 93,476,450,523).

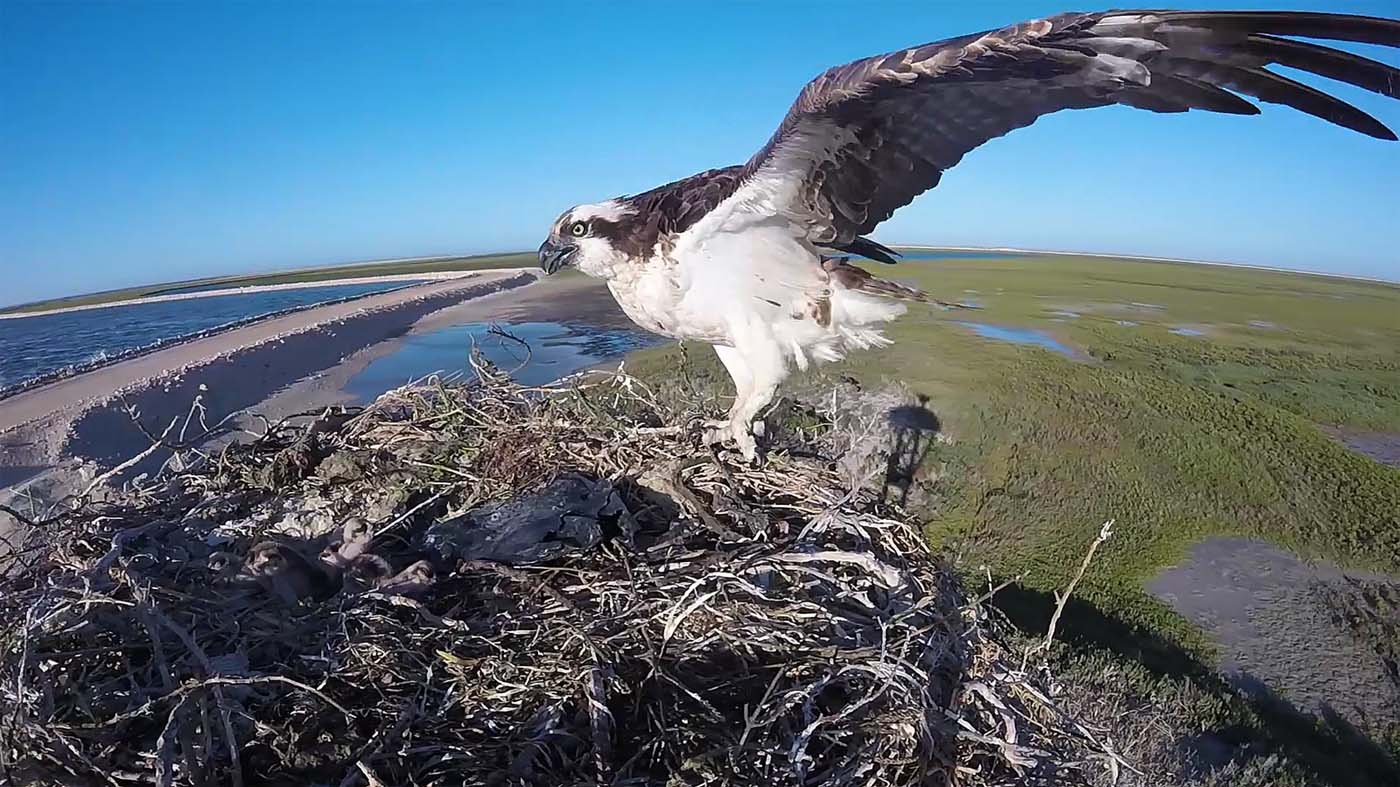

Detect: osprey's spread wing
737,10,1400,258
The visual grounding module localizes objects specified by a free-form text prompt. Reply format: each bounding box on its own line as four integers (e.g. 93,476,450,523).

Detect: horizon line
5,243,1396,311
884,243,1400,287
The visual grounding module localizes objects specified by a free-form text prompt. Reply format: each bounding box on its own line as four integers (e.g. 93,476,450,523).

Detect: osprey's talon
703,421,761,465
733,432,761,465
701,424,728,447
699,418,761,463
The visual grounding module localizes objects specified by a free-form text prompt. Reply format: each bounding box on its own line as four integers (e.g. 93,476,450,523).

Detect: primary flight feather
537,8,1400,461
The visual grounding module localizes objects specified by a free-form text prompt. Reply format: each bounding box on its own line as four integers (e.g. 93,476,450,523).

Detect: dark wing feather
828,236,902,264
1163,58,1395,138
1120,73,1262,114
1154,11,1400,44
1240,35,1400,97
614,166,745,257
742,10,1400,247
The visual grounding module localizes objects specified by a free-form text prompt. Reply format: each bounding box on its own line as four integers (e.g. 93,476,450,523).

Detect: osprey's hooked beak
537,239,577,275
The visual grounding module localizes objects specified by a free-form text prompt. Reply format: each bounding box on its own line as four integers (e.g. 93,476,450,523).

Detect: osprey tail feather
821,254,966,306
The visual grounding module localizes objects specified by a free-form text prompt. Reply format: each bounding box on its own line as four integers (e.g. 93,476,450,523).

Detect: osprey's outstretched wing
740,10,1400,250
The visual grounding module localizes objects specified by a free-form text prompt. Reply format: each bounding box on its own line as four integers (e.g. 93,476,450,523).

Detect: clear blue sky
2,1,1398,306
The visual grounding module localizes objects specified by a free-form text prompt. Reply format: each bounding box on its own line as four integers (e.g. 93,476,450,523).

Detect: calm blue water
344,320,663,402
955,321,1080,358
0,281,423,391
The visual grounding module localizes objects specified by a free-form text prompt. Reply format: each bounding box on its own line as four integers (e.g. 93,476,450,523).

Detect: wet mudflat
1149,537,1400,738
1321,427,1400,469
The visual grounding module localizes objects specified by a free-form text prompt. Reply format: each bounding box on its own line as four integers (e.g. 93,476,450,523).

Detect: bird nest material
0,361,1129,786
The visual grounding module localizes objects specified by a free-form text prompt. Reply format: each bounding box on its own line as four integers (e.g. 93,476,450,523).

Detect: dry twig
1033,519,1116,659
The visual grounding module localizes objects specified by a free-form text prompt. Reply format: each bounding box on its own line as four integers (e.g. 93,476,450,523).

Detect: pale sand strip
0,271,539,439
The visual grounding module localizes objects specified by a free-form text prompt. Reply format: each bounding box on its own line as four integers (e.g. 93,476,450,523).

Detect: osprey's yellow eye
570,221,587,238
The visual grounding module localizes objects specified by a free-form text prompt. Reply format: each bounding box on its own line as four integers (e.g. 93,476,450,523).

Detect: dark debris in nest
0,362,1132,786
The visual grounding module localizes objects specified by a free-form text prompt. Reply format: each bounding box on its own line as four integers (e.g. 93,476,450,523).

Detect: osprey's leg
705,340,783,462
704,344,752,443
731,350,783,461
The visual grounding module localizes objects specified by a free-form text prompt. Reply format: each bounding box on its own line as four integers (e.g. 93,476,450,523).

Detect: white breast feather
666,210,904,370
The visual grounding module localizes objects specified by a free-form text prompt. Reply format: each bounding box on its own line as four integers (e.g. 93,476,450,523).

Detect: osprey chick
539,9,1400,461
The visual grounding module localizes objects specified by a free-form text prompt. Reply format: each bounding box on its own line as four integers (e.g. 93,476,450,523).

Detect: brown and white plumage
538,9,1400,460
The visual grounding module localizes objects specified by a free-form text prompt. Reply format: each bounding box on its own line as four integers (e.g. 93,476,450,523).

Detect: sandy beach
0,270,544,500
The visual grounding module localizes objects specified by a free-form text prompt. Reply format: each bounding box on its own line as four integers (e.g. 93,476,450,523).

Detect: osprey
538,9,1400,461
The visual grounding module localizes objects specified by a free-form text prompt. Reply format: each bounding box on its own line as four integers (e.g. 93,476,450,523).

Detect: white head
538,200,639,279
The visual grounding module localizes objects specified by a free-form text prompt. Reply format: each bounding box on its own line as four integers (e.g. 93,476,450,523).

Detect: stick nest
0,363,1126,786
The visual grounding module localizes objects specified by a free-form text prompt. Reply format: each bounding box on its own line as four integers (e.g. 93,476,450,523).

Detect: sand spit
0,271,540,484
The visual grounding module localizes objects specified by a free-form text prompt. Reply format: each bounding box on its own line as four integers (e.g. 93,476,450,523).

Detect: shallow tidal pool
343,320,662,403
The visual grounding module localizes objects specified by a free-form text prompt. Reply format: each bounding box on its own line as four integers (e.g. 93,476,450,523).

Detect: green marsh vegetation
857,255,1400,636
627,253,1400,784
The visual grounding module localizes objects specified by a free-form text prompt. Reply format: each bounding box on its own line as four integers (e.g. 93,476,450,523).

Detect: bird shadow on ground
881,394,941,507
990,583,1400,785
